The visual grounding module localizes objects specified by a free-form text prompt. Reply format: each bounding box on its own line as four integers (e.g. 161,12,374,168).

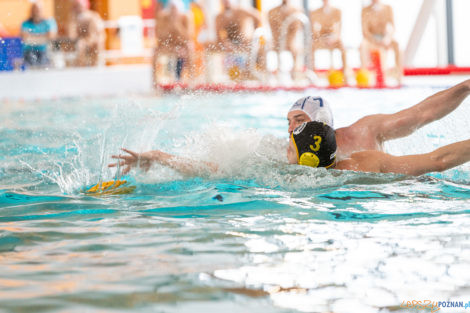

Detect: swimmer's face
287,138,298,164
287,110,311,134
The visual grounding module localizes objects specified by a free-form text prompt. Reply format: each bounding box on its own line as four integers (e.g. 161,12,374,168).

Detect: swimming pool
1,85,470,313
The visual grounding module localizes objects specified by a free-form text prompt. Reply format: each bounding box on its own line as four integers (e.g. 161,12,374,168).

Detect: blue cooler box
0,37,23,71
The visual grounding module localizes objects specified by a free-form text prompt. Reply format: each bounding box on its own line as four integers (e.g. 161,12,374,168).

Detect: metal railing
279,12,313,71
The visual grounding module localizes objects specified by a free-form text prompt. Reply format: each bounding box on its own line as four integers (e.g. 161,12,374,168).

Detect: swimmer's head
287,96,334,134
287,121,337,169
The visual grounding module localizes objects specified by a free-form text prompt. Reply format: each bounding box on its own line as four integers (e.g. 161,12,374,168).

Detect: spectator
310,0,347,72
204,0,261,81
69,0,104,67
20,1,57,68
360,0,402,84
213,0,261,54
268,0,302,74
152,0,194,85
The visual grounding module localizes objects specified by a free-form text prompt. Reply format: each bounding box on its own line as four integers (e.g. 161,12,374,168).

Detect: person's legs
85,43,99,66
338,43,347,71
311,47,317,71
359,40,370,69
391,40,403,84
23,50,35,67
176,57,184,80
23,49,48,68
152,47,159,87
37,50,49,67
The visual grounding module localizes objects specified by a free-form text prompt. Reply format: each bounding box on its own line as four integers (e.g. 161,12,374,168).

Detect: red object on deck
404,66,470,76
370,50,385,88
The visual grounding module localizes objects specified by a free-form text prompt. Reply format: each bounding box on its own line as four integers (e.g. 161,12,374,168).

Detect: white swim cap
288,96,334,128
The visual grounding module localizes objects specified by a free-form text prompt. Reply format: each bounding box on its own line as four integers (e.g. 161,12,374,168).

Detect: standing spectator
20,0,57,68
360,0,402,83
69,0,104,67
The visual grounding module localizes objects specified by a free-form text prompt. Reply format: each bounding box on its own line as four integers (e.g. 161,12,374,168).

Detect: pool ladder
279,12,317,83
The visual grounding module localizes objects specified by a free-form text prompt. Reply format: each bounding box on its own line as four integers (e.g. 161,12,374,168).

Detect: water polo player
288,80,470,160
288,122,470,176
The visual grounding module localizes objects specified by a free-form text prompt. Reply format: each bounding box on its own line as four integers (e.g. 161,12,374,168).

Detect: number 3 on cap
310,136,322,152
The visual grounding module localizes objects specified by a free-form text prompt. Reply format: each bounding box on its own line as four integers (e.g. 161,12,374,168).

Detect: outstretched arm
108,148,218,177
380,139,470,176
353,80,470,143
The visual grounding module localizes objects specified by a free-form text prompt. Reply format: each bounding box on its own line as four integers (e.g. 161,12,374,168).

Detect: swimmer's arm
109,148,218,177
365,79,470,142
380,139,470,175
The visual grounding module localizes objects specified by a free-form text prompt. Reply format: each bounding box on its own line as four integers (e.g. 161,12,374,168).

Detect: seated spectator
190,0,207,77
152,0,194,85
212,0,261,53
268,0,302,74
69,0,104,67
310,0,347,72
205,0,261,81
20,1,57,68
360,0,402,84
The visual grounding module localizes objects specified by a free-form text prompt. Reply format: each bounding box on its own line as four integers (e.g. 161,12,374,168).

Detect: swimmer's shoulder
336,150,388,173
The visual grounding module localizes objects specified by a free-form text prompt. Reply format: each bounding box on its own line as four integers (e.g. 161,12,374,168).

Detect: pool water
1,86,470,313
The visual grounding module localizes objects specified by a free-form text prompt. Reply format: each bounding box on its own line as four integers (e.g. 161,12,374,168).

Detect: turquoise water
1,87,470,313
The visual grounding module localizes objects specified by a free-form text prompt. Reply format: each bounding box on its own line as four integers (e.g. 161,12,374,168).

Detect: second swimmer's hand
109,148,153,174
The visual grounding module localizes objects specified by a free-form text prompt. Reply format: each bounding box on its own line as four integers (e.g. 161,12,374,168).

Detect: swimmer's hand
109,148,218,177
109,148,154,174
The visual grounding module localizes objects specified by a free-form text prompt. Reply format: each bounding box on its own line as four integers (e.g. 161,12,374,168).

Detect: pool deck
0,65,153,101
1,65,469,101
